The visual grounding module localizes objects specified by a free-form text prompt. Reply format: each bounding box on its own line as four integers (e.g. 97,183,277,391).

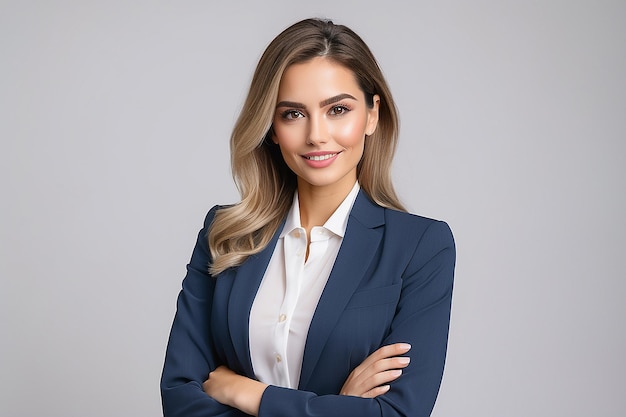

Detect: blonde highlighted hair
208,18,405,275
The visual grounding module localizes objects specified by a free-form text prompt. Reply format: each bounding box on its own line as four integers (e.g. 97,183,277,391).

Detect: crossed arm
202,343,412,416
161,208,455,417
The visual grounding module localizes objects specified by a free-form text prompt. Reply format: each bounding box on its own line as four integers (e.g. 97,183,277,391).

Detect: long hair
208,18,404,275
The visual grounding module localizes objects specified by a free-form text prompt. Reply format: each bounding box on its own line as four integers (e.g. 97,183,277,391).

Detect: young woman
161,18,455,417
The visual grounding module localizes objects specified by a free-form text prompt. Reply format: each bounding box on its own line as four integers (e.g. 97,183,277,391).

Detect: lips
303,153,338,161
301,151,341,168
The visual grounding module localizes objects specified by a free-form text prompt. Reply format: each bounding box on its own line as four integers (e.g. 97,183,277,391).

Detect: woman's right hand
339,343,411,398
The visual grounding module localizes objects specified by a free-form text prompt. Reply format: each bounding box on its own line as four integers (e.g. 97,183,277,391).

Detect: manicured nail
399,343,411,351
391,369,403,377
398,357,411,365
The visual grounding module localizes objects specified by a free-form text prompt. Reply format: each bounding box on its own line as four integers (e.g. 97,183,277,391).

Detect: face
272,57,379,196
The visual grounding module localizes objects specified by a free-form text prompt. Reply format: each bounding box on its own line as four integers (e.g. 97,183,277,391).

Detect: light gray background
1,1,624,416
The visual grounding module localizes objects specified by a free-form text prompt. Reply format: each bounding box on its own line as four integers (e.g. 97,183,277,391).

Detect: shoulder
381,207,455,274
192,205,229,259
352,190,454,253
384,207,454,246
201,204,233,229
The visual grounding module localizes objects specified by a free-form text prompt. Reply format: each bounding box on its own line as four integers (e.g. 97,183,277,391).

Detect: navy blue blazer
161,191,455,417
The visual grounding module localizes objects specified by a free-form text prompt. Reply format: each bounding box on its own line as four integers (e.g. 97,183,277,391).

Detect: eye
281,110,305,120
329,105,350,116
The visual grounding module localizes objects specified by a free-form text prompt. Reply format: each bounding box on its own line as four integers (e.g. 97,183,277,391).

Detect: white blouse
249,182,360,388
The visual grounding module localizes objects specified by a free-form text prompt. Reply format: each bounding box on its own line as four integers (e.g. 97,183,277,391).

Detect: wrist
231,376,268,417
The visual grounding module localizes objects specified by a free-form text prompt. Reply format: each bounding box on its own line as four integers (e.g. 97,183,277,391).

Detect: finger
368,343,411,362
349,368,404,396
353,343,411,374
353,354,411,384
360,384,391,399
341,344,412,396
370,356,411,373
369,369,404,388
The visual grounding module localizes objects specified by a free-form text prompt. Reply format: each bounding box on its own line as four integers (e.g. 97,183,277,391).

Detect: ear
365,94,380,136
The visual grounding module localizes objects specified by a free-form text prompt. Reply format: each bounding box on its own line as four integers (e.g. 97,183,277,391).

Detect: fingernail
399,343,411,351
391,369,403,377
398,357,411,365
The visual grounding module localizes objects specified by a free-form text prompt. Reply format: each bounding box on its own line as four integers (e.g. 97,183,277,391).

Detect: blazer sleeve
160,206,250,417
257,220,456,417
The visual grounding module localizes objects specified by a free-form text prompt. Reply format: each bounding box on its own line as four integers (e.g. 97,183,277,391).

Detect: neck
296,178,356,234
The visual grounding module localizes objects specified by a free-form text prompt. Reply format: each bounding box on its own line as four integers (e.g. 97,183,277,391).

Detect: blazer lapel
298,191,385,389
227,220,284,378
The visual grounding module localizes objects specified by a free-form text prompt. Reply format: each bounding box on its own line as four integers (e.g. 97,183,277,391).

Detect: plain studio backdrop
1,1,624,416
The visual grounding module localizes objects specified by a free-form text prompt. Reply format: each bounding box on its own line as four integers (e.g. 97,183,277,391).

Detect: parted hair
208,18,405,275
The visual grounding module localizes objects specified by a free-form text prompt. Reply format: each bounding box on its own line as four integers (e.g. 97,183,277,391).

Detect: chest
209,238,406,393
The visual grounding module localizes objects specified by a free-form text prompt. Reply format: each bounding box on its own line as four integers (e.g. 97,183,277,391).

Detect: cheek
331,118,367,148
273,123,304,150
272,124,303,171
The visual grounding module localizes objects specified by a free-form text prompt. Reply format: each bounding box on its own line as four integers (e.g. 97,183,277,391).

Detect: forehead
277,57,361,100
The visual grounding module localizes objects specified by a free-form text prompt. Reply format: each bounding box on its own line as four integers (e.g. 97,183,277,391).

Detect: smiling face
272,57,380,197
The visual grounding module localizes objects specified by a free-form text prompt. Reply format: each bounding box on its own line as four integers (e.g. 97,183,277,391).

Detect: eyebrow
320,93,357,107
275,93,357,110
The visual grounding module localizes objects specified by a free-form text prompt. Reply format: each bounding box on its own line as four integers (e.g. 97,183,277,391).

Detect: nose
307,115,329,145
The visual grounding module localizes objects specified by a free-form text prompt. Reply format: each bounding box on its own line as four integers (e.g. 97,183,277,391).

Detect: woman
161,18,455,417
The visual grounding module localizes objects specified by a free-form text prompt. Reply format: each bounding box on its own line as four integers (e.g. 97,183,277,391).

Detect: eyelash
279,104,352,120
280,110,304,120
329,104,351,116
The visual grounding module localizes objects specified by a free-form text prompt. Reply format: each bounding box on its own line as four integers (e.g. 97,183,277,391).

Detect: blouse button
275,354,282,363
278,314,287,323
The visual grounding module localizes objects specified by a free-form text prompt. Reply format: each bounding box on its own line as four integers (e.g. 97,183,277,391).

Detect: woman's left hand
203,366,268,416
340,343,411,398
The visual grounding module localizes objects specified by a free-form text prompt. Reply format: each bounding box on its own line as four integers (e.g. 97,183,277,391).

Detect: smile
303,153,339,161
